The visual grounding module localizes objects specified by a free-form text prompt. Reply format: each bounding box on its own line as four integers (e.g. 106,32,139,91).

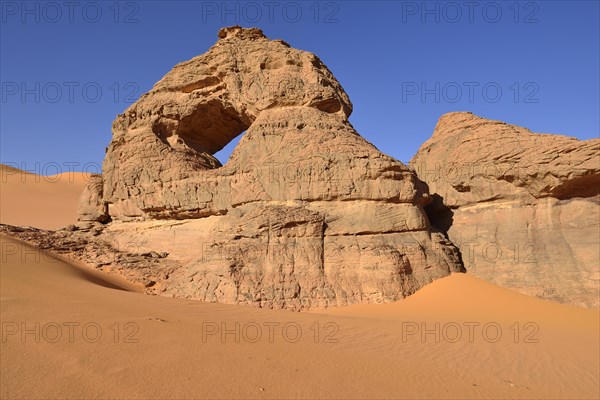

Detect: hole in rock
175,101,250,155
214,130,245,165
152,99,252,169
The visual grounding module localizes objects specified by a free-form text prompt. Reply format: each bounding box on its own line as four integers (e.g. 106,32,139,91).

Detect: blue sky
1,0,598,173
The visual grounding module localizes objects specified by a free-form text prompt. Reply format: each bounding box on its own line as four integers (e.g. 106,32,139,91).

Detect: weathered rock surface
77,174,108,222
411,112,600,307
0,223,178,291
73,26,463,310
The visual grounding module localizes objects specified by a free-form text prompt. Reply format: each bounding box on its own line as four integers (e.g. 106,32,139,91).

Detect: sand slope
0,164,91,230
1,236,598,399
1,165,598,399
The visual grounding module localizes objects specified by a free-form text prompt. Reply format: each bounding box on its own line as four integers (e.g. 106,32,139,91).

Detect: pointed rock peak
432,112,511,139
436,111,477,125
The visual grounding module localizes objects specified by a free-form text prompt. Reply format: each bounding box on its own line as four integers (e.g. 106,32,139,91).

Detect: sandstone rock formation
411,112,600,307
75,26,463,310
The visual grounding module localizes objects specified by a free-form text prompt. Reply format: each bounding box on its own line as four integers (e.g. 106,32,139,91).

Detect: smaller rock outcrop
77,175,109,223
411,112,600,307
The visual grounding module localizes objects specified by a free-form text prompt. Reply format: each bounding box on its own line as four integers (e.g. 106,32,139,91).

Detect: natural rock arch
136,26,350,161
85,26,358,220
78,27,463,310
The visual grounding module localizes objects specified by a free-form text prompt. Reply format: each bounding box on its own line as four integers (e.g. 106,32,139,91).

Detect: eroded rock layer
77,26,463,310
411,112,600,307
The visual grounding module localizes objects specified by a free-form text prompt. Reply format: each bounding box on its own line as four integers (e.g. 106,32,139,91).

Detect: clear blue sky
1,0,598,174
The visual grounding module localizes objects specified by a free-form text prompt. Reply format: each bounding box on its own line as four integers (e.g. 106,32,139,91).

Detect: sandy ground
0,164,91,230
1,165,599,399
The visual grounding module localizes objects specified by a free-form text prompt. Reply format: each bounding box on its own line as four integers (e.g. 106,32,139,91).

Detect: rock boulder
411,112,600,307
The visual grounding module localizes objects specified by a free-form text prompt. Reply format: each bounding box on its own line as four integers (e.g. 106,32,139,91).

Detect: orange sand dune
321,273,598,331
0,164,91,230
1,165,598,399
1,236,598,399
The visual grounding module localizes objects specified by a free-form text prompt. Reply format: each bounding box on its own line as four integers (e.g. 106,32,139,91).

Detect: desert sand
0,164,91,230
1,165,598,399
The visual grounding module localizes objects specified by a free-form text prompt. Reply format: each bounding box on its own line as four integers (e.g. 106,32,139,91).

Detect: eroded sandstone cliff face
411,112,600,307
76,26,463,310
